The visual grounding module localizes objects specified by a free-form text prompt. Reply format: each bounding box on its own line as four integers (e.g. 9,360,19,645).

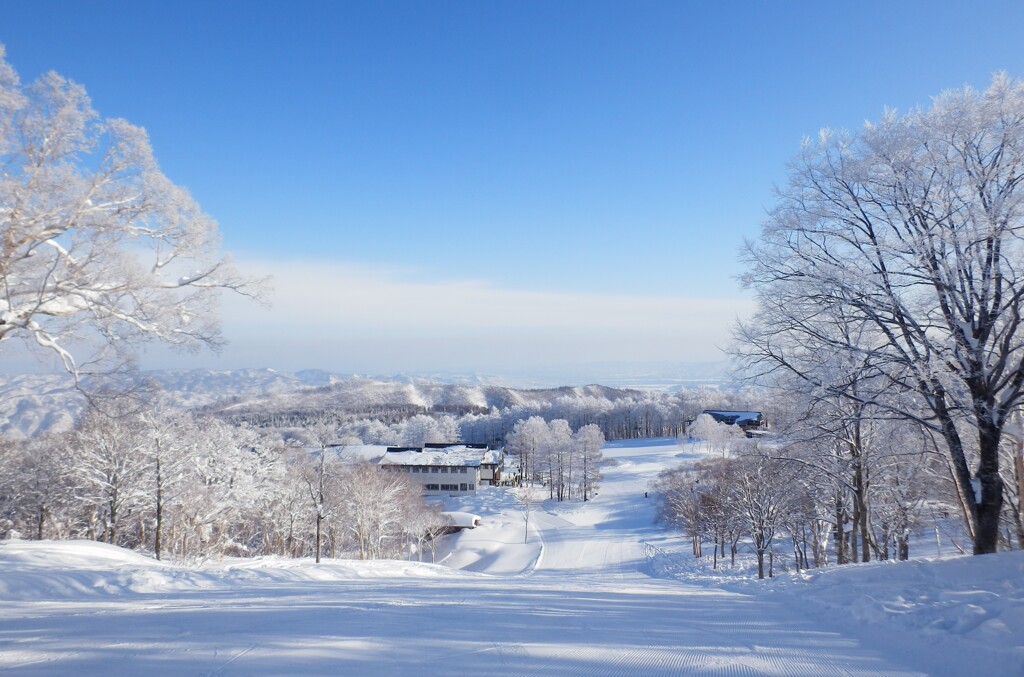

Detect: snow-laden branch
0,43,268,379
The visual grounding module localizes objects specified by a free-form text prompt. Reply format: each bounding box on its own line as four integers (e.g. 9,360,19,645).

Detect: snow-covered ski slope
2,439,1022,675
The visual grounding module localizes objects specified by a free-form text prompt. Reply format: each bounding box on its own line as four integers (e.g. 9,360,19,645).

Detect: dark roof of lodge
702,410,764,425
424,442,489,449
386,446,423,453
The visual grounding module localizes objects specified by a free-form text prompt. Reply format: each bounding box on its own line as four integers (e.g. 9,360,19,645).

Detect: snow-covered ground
2,438,1022,675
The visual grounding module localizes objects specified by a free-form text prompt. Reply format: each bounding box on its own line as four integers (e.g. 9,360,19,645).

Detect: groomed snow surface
2,439,1022,675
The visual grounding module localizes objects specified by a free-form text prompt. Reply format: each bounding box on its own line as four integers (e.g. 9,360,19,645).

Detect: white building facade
379,447,483,496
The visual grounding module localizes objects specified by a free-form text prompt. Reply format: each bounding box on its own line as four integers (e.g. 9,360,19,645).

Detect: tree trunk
1014,449,1024,549
849,501,859,564
860,506,871,563
36,504,46,540
835,500,846,565
107,490,118,545
973,421,1005,554
934,385,1002,554
852,459,871,563
315,513,323,563
155,454,163,561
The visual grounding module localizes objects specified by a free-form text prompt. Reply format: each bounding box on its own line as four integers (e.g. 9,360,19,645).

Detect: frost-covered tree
71,410,149,545
545,419,574,500
0,433,74,539
404,502,449,562
657,445,807,578
683,413,745,456
738,74,1024,554
338,462,422,560
727,448,802,579
170,417,270,557
433,415,462,444
0,44,265,378
653,464,709,557
220,422,290,556
0,439,18,536
505,416,549,486
353,418,402,446
656,456,756,567
262,448,312,557
138,408,196,560
514,486,536,544
301,415,342,563
401,415,441,447
1001,420,1024,548
506,417,603,501
573,424,605,501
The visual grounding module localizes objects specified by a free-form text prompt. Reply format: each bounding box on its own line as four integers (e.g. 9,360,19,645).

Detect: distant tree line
216,387,766,450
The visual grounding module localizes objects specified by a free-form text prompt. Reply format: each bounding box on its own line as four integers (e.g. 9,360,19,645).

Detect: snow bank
644,543,1024,675
0,540,215,600
434,486,543,574
0,539,477,601
771,552,1024,673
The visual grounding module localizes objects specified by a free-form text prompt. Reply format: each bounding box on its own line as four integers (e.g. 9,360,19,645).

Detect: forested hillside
0,368,757,445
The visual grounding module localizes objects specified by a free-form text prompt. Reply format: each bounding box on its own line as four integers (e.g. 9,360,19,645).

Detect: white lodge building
379,445,490,496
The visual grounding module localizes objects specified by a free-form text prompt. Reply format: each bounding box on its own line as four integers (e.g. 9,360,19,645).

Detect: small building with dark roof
700,410,768,435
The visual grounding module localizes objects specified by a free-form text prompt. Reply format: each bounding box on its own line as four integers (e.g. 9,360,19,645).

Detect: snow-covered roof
332,444,390,463
441,511,481,528
379,448,482,467
296,445,391,464
702,410,764,425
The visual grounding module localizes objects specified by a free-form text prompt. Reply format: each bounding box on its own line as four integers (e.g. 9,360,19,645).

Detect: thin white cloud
224,258,751,333
205,258,753,373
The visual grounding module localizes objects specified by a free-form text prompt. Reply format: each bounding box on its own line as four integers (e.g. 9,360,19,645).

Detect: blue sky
4,1,1024,380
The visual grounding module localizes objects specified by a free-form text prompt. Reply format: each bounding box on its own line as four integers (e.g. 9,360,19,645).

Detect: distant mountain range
364,361,735,391
0,363,734,439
